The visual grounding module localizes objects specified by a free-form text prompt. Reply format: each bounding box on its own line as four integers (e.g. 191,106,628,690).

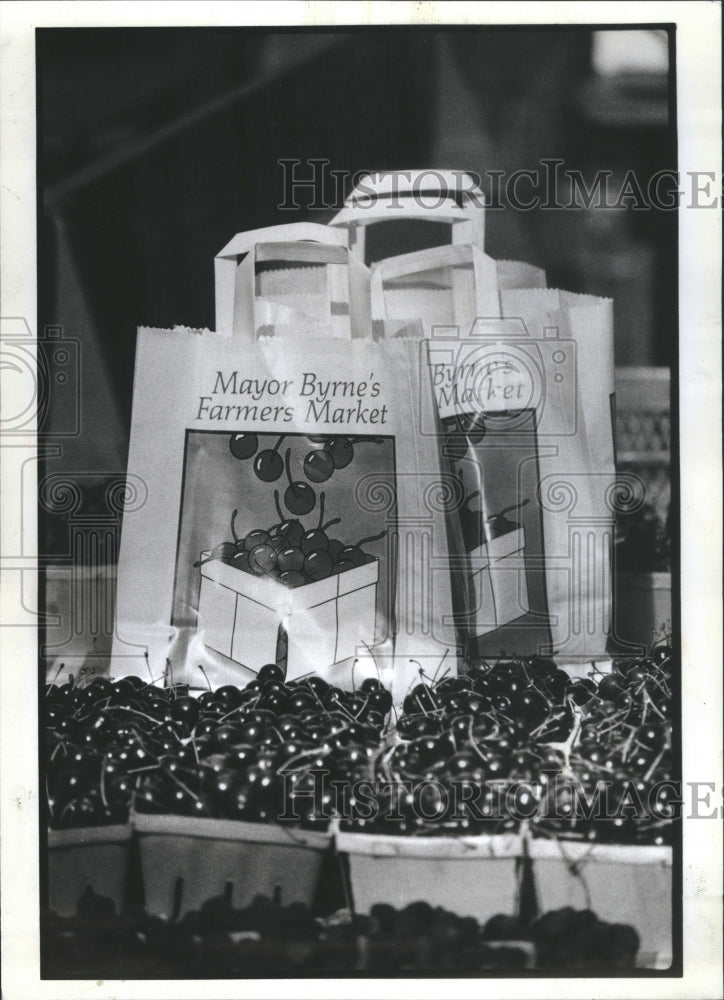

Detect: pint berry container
133,813,332,919
527,837,673,969
47,823,133,917
335,828,524,923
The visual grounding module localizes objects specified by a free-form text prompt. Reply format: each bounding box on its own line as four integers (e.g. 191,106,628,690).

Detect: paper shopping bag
214,222,371,340
370,245,616,660
330,169,486,265
113,234,459,702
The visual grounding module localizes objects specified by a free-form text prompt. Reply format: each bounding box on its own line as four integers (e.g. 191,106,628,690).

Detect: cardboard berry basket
132,812,332,919
527,836,673,969
468,526,529,636
335,827,524,924
198,549,378,677
47,823,133,918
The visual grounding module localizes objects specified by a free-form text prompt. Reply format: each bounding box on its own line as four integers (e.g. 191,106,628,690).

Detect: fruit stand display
42,643,676,974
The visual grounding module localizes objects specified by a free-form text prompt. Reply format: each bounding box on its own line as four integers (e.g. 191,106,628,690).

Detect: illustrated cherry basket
335,828,524,924
468,526,529,635
527,837,673,969
197,550,379,678
133,813,332,919
47,823,133,918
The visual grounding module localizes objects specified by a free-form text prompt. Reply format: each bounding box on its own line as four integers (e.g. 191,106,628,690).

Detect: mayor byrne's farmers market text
196,371,389,425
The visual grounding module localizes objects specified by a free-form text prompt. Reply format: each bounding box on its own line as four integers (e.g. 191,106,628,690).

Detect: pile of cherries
44,663,393,830
196,490,385,588
44,646,675,845
41,889,641,976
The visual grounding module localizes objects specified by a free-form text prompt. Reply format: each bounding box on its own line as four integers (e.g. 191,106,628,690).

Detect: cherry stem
643,747,666,783
273,435,285,454
284,448,299,497
99,757,109,809
431,649,450,686
197,664,213,692
274,490,284,522
121,706,165,725
356,529,387,549
276,747,328,775
167,768,203,803
318,492,325,529
231,509,241,544
47,662,65,694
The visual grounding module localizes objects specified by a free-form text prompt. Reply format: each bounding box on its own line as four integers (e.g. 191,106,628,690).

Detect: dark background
37,25,676,556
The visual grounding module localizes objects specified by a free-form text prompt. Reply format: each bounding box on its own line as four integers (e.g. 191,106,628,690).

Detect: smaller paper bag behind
371,246,616,659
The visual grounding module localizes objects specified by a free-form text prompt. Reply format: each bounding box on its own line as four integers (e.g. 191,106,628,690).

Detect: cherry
229,432,258,460
171,696,200,725
535,703,575,743
402,684,438,715
303,448,335,483
517,689,549,725
324,437,354,469
271,490,304,548
257,663,285,684
215,685,243,706
248,543,277,575
366,688,392,715
301,492,341,554
252,434,285,481
336,529,386,568
568,678,596,705
304,549,333,582
283,448,316,516
280,570,305,588
277,546,305,572
597,674,625,702
243,528,271,552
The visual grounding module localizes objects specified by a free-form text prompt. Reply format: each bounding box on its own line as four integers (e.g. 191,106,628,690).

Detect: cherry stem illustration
318,492,326,528
356,529,387,548
272,435,285,454
494,498,530,519
285,448,300,497
274,490,284,521
231,509,241,543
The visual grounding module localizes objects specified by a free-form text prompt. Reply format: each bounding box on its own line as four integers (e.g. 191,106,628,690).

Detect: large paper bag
113,234,458,702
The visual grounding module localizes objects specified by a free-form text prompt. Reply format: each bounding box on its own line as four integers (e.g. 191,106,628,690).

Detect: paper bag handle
330,170,485,259
369,243,500,330
214,223,350,337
